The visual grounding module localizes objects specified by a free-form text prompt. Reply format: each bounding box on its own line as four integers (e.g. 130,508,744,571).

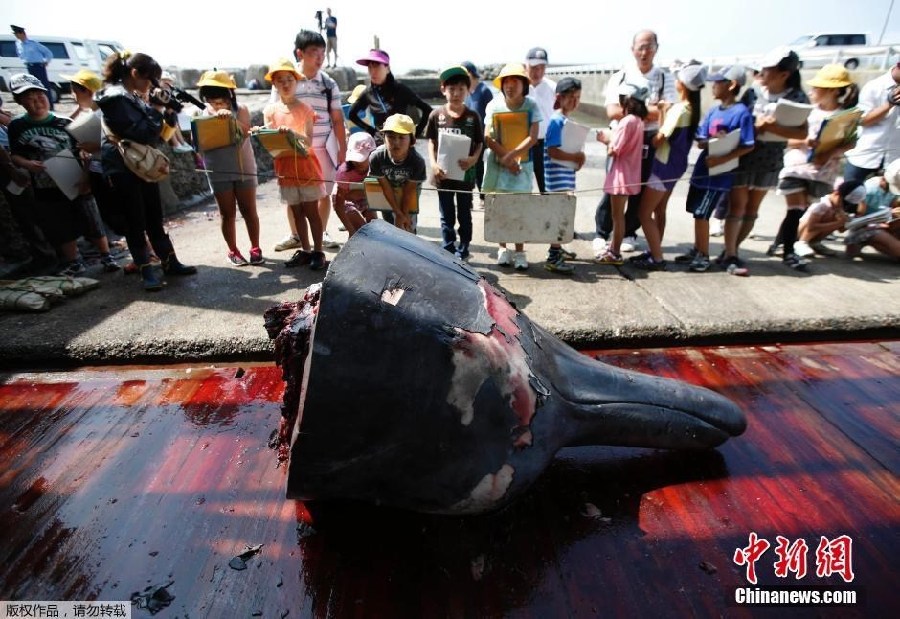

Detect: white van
0,35,124,102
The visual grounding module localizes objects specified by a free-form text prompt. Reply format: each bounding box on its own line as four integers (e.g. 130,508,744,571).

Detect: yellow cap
348,84,367,104
381,113,415,135
197,70,237,89
492,63,529,89
60,69,102,93
265,59,303,82
807,64,853,89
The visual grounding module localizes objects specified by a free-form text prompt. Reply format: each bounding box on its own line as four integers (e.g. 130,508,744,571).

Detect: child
631,64,706,270
773,65,859,269
844,169,900,259
368,113,426,233
425,65,484,261
196,70,262,266
795,180,864,257
543,77,585,274
595,80,648,265
262,59,327,270
333,132,376,237
6,73,116,276
675,66,755,274
483,63,541,270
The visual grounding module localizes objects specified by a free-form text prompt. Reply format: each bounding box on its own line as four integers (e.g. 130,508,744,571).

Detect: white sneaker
172,143,193,154
794,240,814,258
322,231,341,249
621,236,641,253
710,219,724,237
274,235,302,251
592,237,608,258
497,247,513,266
513,251,529,271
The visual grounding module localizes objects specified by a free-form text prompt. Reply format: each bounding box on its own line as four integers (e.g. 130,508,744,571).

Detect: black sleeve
99,93,164,145
348,92,378,137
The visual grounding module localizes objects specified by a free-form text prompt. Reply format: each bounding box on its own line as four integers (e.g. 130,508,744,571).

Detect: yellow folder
252,129,309,158
364,177,420,214
191,116,244,152
492,110,532,163
809,108,862,161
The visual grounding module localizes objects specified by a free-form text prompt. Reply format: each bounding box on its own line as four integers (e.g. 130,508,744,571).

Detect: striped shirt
543,112,576,193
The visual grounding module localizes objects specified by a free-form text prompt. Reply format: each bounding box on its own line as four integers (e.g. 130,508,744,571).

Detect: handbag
102,120,170,183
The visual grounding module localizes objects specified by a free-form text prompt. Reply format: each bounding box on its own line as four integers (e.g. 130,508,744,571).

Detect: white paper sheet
757,100,814,142
65,111,102,144
436,132,472,182
5,180,26,196
554,120,590,170
43,149,83,200
707,129,742,176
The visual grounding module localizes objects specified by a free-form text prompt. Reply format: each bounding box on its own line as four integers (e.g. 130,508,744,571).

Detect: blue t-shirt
543,111,577,192
690,103,754,191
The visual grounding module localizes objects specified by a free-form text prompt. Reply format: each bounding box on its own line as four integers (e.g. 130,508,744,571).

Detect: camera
150,86,183,113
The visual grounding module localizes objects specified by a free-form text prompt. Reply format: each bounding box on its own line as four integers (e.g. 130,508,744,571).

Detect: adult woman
95,51,196,291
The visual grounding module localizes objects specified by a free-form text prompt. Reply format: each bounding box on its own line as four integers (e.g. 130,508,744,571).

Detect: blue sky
7,0,899,73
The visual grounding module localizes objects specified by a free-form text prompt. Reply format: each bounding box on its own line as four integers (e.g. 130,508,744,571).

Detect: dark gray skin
271,221,746,515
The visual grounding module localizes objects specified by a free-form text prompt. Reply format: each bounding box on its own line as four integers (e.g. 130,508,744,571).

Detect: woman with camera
95,51,196,291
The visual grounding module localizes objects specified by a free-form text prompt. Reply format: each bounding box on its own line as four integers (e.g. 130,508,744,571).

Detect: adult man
462,61,493,205
272,30,347,254
525,47,556,194
324,9,338,69
11,25,54,110
843,58,900,184
593,30,676,255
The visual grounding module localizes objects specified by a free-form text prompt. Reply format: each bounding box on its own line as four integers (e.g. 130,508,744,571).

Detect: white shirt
604,65,677,132
845,71,900,169
530,77,556,140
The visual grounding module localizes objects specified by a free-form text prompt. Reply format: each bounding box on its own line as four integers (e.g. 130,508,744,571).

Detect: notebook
554,119,590,170
65,111,101,144
492,111,532,163
757,100,814,142
809,108,863,161
191,116,244,152
364,177,420,214
436,132,472,181
707,128,742,176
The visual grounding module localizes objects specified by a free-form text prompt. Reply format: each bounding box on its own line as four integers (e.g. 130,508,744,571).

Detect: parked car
787,33,880,70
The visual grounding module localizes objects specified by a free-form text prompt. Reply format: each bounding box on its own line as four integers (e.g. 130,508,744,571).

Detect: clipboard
809,108,862,161
707,128,742,176
191,116,244,152
757,100,813,143
364,177,420,214
252,129,309,158
554,119,590,170
492,111,531,163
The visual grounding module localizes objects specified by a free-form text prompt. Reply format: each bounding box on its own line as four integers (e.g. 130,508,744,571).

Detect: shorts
77,195,105,240
646,173,676,193
732,169,780,190
776,177,832,199
33,193,83,245
211,177,257,195
313,147,336,194
279,183,326,204
685,185,728,220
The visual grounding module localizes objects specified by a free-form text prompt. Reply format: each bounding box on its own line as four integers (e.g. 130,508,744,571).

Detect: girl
263,59,326,271
632,64,706,270
333,132,377,237
725,48,808,274
483,63,541,270
772,65,859,269
596,80,648,265
95,52,196,292
196,70,262,267
348,49,433,143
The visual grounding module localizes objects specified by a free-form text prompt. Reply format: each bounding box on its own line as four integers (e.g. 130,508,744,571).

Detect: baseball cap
11,25,25,34
526,47,549,66
381,114,415,135
675,63,708,92
60,69,103,92
346,132,376,162
555,77,581,94
265,58,303,82
707,65,747,86
617,76,650,102
356,49,390,66
885,158,900,195
759,47,800,72
9,73,47,95
837,180,867,205
461,61,480,79
439,65,471,86
808,64,853,89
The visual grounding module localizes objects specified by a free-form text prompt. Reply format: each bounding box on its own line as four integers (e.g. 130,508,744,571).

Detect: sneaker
710,219,725,237
714,250,728,265
619,236,641,254
249,247,264,264
309,251,326,271
497,247,513,266
674,247,699,264
688,253,711,272
227,249,249,266
628,251,652,263
172,143,194,154
274,235,302,251
794,241,814,258
594,251,623,265
783,252,809,271
513,251,529,271
99,254,121,272
455,250,470,262
631,255,667,271
60,260,87,277
322,231,341,249
545,254,575,274
560,246,577,260
592,237,608,258
809,241,837,257
766,243,782,257
724,255,750,276
285,249,312,267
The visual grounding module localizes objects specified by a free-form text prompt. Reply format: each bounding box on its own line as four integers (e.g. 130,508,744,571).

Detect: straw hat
265,59,303,82
808,64,853,89
197,70,237,89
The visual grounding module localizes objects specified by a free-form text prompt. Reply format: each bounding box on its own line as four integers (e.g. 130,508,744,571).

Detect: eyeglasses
634,45,658,53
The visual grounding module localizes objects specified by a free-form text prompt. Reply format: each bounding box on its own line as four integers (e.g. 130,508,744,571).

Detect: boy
483,63,541,270
368,114,426,234
542,77,585,274
795,181,865,257
425,65,484,261
263,59,327,270
675,66,754,274
7,73,117,276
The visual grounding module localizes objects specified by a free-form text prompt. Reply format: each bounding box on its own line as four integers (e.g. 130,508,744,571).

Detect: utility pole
878,0,895,45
